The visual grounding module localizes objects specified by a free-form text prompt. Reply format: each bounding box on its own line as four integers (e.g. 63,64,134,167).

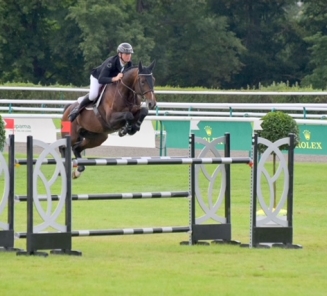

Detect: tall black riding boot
69,94,92,122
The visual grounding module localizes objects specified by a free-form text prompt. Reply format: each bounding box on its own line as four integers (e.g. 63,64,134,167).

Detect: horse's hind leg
71,134,108,179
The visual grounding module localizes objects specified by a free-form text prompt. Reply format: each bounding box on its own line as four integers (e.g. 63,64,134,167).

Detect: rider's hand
113,73,123,82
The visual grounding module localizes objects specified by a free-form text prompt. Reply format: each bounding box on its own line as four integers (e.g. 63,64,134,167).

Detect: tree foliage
0,1,326,89
299,0,327,89
0,0,84,85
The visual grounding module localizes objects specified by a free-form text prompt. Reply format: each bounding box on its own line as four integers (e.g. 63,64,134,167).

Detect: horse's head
135,60,157,110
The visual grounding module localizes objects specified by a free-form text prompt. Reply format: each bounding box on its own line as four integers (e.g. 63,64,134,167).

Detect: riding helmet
117,43,134,54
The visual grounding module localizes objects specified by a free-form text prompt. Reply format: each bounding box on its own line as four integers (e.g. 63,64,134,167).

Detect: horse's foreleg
118,112,134,137
128,108,149,135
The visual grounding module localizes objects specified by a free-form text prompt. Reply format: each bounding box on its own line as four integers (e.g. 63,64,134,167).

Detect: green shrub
1,82,327,104
257,111,300,208
0,115,6,151
258,111,300,151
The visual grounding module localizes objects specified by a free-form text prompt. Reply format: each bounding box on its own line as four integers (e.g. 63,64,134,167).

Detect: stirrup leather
68,106,80,122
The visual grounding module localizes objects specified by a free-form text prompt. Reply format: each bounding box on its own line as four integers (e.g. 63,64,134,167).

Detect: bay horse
60,60,157,179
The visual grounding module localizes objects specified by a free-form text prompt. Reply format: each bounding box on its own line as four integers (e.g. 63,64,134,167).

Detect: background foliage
0,1,326,89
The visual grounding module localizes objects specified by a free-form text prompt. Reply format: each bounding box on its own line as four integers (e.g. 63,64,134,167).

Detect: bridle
120,71,154,100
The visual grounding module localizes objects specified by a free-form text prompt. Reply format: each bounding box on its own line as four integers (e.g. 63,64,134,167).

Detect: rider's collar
119,58,127,68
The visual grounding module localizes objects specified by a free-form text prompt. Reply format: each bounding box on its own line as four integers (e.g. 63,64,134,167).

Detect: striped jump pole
71,227,190,236
17,227,190,239
72,156,252,166
15,191,190,201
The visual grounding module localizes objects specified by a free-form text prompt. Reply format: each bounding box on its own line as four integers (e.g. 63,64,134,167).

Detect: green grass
0,156,327,295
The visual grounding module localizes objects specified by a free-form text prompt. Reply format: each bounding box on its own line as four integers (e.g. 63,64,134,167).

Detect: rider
69,42,134,122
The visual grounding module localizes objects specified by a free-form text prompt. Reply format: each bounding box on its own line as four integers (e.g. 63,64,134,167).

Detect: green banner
191,121,253,151
296,124,327,155
163,120,253,150
163,121,190,149
163,120,327,155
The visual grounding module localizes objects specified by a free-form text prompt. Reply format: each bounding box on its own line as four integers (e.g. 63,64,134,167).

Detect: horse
60,60,157,179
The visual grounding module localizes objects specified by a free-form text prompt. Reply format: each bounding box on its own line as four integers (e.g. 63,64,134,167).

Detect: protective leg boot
69,94,92,122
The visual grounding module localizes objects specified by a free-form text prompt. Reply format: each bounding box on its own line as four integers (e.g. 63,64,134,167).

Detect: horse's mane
123,66,137,74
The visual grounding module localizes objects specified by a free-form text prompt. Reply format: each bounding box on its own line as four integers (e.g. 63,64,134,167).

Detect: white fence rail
1,87,327,119
1,86,327,96
1,100,327,119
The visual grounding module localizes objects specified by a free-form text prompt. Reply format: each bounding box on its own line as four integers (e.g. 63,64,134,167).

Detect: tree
299,1,327,89
0,0,85,85
257,111,299,208
141,0,245,88
68,0,155,73
208,0,308,88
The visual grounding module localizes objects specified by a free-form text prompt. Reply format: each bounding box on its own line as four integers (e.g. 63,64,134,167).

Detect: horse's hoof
118,130,126,137
72,169,81,179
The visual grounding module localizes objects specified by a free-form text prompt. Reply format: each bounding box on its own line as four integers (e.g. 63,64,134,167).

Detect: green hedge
0,115,6,150
0,81,327,104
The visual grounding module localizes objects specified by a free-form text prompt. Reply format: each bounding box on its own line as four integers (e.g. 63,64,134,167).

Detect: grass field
0,154,327,295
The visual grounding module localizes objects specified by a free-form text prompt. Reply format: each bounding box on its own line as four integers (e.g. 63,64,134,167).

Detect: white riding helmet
117,43,134,54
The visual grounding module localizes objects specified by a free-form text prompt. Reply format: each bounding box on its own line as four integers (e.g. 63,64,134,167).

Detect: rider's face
120,53,132,63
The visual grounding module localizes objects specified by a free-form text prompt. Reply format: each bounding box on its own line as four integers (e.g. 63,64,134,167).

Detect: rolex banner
191,120,253,151
296,125,326,155
163,120,327,156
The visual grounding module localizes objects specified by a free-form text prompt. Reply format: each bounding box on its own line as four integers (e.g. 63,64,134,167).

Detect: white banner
3,116,155,147
102,120,155,148
5,118,57,143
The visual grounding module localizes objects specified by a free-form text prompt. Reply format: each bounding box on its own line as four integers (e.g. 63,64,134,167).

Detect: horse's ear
138,61,143,72
148,60,156,72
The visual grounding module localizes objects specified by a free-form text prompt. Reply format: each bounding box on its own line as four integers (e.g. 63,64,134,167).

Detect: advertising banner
5,118,57,143
296,124,327,155
191,120,253,151
102,120,155,148
164,120,253,151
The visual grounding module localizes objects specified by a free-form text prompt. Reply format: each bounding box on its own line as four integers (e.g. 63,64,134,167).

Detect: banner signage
5,118,57,143
296,124,327,155
163,120,327,155
102,120,155,148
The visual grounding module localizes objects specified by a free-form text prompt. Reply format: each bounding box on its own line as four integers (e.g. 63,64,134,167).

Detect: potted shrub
257,111,300,208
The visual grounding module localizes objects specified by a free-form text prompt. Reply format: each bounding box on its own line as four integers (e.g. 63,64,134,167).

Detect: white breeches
77,75,103,103
89,75,102,101
89,74,102,101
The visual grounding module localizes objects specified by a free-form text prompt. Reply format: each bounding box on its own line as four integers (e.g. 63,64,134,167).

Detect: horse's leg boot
69,94,92,122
